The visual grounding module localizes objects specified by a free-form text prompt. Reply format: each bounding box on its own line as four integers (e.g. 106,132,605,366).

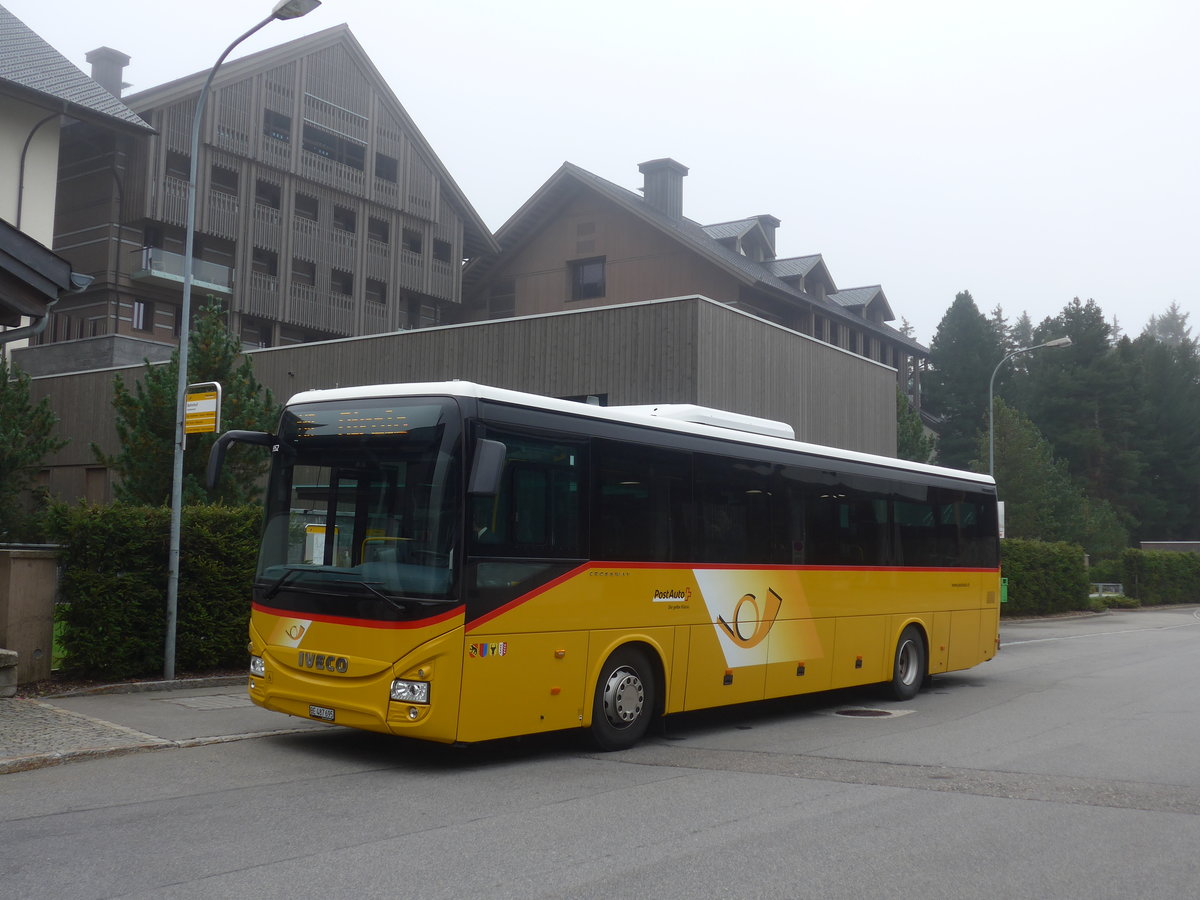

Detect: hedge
1000,538,1089,616
1116,548,1200,605
51,504,261,678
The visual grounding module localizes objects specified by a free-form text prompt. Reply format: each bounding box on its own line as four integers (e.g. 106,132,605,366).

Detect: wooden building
14,24,496,376
30,296,899,505
458,159,927,405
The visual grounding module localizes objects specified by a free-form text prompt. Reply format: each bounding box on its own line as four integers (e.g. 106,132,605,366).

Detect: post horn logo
716,588,783,648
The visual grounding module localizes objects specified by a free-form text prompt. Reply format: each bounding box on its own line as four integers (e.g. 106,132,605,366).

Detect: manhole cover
834,707,894,718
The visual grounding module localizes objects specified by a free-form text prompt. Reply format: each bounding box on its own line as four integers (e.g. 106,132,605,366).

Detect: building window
255,180,281,209
333,205,357,233
366,278,387,304
570,257,606,301
368,217,390,244
375,152,398,183
165,151,190,180
291,259,316,286
402,228,423,254
301,123,365,171
132,300,153,332
252,247,278,277
295,193,319,221
211,165,238,196
432,239,452,263
263,109,291,142
331,269,354,296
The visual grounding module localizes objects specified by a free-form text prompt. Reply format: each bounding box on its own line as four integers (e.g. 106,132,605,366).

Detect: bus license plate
309,704,335,722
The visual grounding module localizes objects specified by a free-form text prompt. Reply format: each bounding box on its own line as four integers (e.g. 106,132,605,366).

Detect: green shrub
1118,549,1200,605
1000,539,1089,616
51,504,261,678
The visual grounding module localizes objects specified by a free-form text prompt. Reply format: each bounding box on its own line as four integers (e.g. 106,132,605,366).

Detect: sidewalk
0,677,327,774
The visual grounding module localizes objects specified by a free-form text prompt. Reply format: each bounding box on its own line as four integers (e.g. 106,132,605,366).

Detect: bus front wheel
889,625,926,702
589,646,657,751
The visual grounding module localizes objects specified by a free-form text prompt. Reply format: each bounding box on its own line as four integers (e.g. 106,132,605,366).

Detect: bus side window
593,440,691,563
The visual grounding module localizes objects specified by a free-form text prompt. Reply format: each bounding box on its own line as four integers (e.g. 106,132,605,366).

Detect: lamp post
987,335,1072,478
165,0,321,680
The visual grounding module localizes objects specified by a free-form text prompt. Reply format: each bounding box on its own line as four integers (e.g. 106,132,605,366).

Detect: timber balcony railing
132,247,234,295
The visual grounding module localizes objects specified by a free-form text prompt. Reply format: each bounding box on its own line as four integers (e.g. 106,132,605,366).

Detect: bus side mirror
207,430,275,490
468,439,506,496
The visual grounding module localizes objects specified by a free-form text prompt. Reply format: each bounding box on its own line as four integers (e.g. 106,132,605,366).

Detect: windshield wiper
263,568,309,600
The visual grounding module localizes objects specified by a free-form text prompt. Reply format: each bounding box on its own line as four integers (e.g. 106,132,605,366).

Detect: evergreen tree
0,357,67,540
1023,298,1142,513
1143,300,1192,346
896,388,935,462
925,291,1003,470
1122,330,1200,541
986,399,1127,558
95,303,279,506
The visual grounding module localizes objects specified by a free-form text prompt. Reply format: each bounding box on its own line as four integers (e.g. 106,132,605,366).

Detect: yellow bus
209,381,1000,750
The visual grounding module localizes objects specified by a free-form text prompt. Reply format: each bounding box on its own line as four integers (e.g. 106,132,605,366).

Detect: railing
398,249,424,291
288,283,353,335
331,227,357,271
362,301,389,335
247,271,279,317
292,215,320,261
133,247,234,292
162,177,188,227
430,259,455,301
207,189,239,239
366,237,390,280
300,151,365,195
253,203,281,248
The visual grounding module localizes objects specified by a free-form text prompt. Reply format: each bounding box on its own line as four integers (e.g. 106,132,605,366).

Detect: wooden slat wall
31,297,896,504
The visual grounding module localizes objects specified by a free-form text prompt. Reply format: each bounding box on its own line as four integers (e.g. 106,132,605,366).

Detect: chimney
638,158,689,219
86,47,131,97
754,215,781,256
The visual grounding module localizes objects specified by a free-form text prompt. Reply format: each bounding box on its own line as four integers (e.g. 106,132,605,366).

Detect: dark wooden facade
18,25,495,376
31,296,898,504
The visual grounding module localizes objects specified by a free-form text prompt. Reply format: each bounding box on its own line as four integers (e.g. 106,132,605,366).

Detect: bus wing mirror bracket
207,430,276,490
468,439,506,496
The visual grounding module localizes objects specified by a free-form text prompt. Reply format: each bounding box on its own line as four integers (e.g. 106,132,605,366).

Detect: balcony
132,247,233,295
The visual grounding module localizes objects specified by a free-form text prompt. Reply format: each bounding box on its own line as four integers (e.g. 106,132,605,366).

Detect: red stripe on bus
252,601,463,630
465,561,594,633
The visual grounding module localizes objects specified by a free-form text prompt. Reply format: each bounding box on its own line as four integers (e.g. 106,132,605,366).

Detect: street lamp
165,0,321,680
987,335,1072,478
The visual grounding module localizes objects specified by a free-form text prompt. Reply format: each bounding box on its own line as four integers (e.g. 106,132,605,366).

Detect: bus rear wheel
589,646,657,751
889,625,926,701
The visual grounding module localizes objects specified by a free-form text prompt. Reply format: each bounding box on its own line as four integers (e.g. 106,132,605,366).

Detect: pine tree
986,399,1127,557
0,357,67,540
95,303,279,506
925,291,1003,470
896,388,935,462
1023,298,1142,514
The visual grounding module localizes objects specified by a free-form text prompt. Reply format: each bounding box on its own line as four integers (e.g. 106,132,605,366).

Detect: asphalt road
4,607,1199,899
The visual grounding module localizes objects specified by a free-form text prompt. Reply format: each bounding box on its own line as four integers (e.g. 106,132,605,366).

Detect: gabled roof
829,285,895,321
0,5,153,135
465,161,927,354
122,24,496,256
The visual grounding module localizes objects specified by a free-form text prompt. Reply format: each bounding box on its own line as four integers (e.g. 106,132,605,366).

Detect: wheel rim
602,665,645,729
897,639,919,686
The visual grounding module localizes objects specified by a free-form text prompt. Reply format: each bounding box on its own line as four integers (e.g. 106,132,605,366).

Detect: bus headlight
249,655,266,678
390,679,430,704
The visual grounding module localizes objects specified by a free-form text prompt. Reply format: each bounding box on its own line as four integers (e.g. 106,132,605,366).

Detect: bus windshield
256,396,463,621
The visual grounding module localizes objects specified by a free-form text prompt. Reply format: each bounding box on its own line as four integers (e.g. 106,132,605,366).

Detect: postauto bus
208,381,1000,750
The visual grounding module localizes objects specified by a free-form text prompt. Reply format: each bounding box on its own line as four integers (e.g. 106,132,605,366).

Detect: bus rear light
391,679,430,704
249,655,266,678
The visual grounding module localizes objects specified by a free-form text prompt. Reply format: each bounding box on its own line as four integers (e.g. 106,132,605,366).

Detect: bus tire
589,646,657,751
889,625,926,701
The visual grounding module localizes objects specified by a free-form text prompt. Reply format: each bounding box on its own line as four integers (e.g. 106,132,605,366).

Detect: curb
24,674,246,699
0,724,322,775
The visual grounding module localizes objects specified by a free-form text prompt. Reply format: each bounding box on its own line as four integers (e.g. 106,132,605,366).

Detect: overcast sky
10,0,1197,345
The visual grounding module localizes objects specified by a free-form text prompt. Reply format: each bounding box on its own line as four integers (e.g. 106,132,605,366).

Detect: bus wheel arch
588,642,662,751
888,623,928,702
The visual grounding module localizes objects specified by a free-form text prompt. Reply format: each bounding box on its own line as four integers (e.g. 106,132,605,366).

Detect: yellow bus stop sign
185,386,220,434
